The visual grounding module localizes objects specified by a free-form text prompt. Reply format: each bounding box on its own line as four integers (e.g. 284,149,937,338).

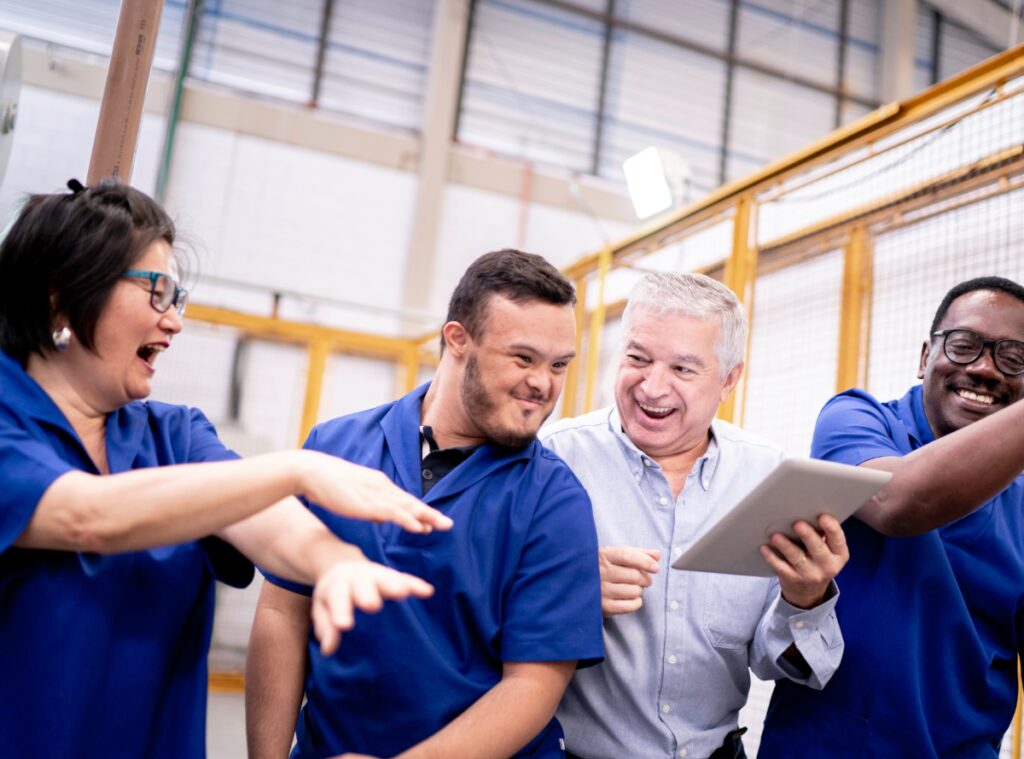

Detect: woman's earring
52,326,72,351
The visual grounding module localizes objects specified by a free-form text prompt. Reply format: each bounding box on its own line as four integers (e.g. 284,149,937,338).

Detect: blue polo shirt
760,386,1024,758
0,350,251,758
267,383,604,758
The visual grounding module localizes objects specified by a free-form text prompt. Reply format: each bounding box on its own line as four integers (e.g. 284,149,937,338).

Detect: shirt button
667,654,678,664
658,496,669,506
669,601,679,611
422,469,434,480
794,620,806,629
679,750,688,758
661,703,671,714
672,547,682,558
643,458,653,467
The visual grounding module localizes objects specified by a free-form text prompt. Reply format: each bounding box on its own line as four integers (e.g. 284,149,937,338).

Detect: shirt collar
897,384,935,446
0,350,76,432
382,382,534,501
0,350,152,473
606,405,719,491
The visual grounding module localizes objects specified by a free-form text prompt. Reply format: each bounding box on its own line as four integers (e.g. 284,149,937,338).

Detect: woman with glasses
0,180,451,758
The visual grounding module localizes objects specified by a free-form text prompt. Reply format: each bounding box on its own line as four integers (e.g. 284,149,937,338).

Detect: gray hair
621,272,748,376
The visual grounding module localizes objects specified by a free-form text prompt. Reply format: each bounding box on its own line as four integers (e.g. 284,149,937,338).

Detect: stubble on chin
460,355,539,448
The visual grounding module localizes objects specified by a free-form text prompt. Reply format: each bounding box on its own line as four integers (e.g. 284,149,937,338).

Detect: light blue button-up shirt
541,406,843,759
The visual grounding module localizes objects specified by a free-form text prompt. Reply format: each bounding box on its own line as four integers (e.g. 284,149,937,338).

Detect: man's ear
719,361,744,404
917,340,930,380
442,321,472,358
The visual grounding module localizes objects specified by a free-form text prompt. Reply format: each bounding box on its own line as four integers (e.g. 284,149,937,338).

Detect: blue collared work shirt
266,383,604,758
761,385,1024,758
541,406,843,759
0,350,250,759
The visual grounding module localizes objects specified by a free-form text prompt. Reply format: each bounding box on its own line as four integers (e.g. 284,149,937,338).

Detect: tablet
671,457,891,577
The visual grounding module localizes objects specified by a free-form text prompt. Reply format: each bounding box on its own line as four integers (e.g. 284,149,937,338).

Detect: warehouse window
0,0,436,135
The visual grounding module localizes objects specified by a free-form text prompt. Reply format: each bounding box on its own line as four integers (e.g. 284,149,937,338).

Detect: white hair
620,272,747,376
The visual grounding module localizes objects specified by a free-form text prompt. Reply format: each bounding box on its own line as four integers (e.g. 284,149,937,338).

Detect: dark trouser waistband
565,726,747,759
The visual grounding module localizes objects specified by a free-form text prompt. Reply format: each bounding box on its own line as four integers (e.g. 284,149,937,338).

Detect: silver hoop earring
52,326,72,351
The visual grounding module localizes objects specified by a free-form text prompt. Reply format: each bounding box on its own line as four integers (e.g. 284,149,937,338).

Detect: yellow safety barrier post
582,248,612,413
836,225,874,393
719,194,757,425
299,339,330,445
562,276,588,419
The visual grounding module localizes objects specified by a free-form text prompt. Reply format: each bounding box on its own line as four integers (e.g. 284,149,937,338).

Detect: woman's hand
298,452,453,534
312,557,434,655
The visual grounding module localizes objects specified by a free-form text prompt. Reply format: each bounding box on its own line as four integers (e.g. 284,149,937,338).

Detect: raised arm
852,399,1024,536
15,449,451,554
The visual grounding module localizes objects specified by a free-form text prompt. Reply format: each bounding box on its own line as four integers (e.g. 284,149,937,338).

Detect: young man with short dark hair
247,249,604,759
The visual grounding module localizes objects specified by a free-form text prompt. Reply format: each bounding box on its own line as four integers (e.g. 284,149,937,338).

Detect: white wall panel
0,84,164,222
432,182,633,316
737,0,841,89
459,0,603,171
319,0,435,132
938,18,999,81
192,0,320,103
163,122,416,334
600,29,726,194
321,354,403,423
914,3,938,92
844,0,881,102
0,0,185,69
727,68,836,179
615,0,731,52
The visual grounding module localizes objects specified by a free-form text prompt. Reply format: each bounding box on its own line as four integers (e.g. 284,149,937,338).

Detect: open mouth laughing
638,400,676,419
137,343,167,369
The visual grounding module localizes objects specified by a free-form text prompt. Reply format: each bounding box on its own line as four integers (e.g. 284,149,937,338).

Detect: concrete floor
207,690,247,759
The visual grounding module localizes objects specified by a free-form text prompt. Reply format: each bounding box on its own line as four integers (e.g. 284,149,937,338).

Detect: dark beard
461,353,539,448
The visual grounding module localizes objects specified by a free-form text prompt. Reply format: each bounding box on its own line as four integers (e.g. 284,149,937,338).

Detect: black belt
565,727,747,759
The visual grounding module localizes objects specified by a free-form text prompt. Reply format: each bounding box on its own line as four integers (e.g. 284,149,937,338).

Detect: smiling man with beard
246,249,604,759
541,273,848,759
759,276,1024,758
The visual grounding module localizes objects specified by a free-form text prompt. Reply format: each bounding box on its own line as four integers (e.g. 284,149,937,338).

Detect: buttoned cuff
761,581,843,688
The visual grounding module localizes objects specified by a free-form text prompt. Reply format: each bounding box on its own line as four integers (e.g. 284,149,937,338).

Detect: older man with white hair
541,272,849,759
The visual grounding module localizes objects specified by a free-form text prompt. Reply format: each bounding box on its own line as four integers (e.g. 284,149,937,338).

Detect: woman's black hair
0,179,176,365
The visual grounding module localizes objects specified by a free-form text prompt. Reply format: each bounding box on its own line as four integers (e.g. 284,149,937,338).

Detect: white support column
400,0,471,330
880,0,918,102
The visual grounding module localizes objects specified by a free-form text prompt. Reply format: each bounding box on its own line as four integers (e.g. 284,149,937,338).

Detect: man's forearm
396,661,576,759
247,582,312,759
858,399,1024,535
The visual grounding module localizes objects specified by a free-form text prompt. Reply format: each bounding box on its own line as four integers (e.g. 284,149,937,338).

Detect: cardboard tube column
87,0,165,184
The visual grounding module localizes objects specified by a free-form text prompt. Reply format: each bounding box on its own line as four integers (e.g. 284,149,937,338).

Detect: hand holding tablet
672,458,891,577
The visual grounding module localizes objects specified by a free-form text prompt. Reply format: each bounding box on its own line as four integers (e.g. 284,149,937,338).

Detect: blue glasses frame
122,269,189,316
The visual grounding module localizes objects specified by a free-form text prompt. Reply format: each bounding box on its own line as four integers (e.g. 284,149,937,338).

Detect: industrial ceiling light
622,146,691,219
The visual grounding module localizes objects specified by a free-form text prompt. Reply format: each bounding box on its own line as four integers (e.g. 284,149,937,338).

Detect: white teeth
149,344,166,352
639,402,672,414
956,389,994,405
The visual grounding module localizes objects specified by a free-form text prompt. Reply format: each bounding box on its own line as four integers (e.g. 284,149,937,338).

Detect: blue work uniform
0,350,251,759
760,386,1024,758
266,383,604,758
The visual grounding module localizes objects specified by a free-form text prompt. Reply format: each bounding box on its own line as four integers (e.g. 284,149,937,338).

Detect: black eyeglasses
931,328,1024,376
122,269,189,316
